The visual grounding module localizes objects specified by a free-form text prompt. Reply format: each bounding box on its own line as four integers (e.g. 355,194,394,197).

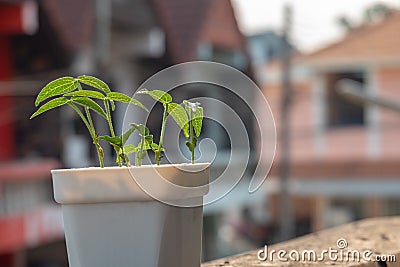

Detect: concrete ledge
202,216,400,267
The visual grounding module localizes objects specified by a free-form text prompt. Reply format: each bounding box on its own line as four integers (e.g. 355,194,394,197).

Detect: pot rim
51,162,211,173
51,162,210,205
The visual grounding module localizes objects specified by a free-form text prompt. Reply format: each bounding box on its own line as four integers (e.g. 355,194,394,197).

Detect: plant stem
122,148,130,167
189,109,195,164
69,103,105,167
156,104,168,165
135,155,140,166
95,144,105,168
77,84,101,165
85,110,104,167
136,135,145,166
76,83,96,133
68,103,94,137
104,99,123,166
104,100,115,137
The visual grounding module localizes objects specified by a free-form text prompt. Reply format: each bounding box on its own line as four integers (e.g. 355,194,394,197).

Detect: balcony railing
202,216,400,267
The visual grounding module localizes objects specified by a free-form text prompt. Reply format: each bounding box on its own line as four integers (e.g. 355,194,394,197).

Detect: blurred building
258,11,400,236
247,31,293,66
0,1,66,266
0,0,252,265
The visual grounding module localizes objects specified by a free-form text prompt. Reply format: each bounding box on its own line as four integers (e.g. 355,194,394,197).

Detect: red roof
151,0,246,63
307,11,400,64
40,0,246,61
41,0,95,51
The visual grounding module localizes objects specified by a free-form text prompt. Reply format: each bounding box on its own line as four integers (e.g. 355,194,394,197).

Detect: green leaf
184,101,203,137
35,77,77,106
151,143,164,151
121,127,135,145
138,142,152,150
107,92,148,111
130,123,149,136
137,89,172,104
193,106,203,137
136,151,146,160
145,134,153,144
123,144,137,155
186,141,195,152
64,90,105,100
151,143,159,150
30,97,69,119
99,135,122,147
72,97,107,119
77,75,111,93
167,103,189,138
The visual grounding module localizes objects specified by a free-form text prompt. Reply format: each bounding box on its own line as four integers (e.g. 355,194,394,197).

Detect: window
327,71,365,127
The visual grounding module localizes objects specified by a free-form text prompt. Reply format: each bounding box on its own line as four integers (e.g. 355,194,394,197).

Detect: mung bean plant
31,76,204,167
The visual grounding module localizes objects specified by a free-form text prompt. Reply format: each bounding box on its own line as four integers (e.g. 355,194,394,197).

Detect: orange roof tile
151,0,247,63
307,11,400,64
41,0,95,52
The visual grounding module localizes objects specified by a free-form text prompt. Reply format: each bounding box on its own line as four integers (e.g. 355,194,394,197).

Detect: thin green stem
76,82,96,132
85,108,95,133
135,155,141,166
69,102,105,167
189,109,195,164
135,136,145,167
140,136,145,166
123,148,130,167
95,144,105,168
78,83,95,131
77,84,99,166
156,104,168,165
68,103,94,138
104,100,115,137
159,104,168,149
140,136,145,154
104,99,123,166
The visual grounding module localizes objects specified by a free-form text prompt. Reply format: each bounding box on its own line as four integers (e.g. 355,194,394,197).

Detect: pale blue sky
232,0,400,52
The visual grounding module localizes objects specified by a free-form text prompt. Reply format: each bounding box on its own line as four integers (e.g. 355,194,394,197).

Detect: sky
232,0,400,52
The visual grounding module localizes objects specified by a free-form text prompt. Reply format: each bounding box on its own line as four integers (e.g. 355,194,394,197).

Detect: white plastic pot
52,163,210,267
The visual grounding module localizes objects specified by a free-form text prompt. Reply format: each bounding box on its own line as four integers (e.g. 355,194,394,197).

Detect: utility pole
279,4,295,241
95,0,112,164
95,0,111,67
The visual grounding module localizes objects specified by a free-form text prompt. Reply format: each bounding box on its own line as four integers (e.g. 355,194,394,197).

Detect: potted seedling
183,100,203,164
31,75,210,267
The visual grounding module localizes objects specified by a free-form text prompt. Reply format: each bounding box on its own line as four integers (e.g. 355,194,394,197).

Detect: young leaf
145,134,153,144
123,144,137,155
64,90,105,100
107,92,148,111
72,97,107,119
35,77,77,106
137,89,172,104
167,103,189,138
30,97,69,119
130,123,149,136
151,143,164,151
99,135,122,147
77,75,111,93
77,76,116,112
186,141,195,152
184,101,203,137
121,127,136,145
192,106,203,137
